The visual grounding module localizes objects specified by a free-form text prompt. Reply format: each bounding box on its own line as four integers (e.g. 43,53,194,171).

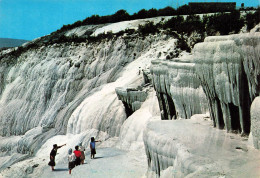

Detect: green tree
111,10,130,22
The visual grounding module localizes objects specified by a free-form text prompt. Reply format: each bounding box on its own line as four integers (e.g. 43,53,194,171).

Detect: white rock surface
119,89,160,151
0,23,177,176
251,96,260,149
144,115,260,178
193,32,260,134
115,87,149,116
0,147,147,178
91,17,172,37
1,18,260,178
150,55,209,119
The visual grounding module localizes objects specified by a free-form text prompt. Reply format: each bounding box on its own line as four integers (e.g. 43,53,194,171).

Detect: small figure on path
79,144,85,164
138,67,141,75
48,143,66,171
90,137,101,159
74,145,82,166
68,148,76,174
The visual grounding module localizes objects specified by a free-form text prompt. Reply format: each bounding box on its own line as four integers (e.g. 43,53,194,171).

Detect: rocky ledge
115,87,148,117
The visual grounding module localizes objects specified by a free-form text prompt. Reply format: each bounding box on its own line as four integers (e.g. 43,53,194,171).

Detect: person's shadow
93,156,103,159
54,168,68,172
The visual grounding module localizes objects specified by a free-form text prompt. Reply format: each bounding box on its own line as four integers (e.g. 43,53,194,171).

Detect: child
79,145,85,164
90,137,101,159
68,148,76,174
74,145,81,166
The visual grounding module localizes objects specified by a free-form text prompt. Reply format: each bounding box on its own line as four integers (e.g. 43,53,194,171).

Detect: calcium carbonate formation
0,24,176,173
194,32,260,134
150,55,209,120
0,18,259,177
144,32,260,177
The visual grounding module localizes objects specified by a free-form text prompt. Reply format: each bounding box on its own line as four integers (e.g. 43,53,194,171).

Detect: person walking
90,137,101,159
68,148,76,174
48,143,66,171
74,145,81,166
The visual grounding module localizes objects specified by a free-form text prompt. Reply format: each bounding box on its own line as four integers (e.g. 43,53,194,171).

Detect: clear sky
0,0,259,40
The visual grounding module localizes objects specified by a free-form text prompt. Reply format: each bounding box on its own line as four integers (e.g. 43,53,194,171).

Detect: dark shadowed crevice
157,93,177,120
167,94,177,120
229,103,241,132
208,100,216,127
122,101,133,118
146,150,151,168
240,66,251,134
155,91,165,120
160,93,168,120
216,98,225,129
157,154,160,176
182,104,188,119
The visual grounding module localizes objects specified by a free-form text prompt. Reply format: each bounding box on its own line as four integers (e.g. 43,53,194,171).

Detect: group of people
68,144,85,174
48,137,101,174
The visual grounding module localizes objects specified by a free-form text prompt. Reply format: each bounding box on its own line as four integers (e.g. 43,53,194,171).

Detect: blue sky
0,0,259,40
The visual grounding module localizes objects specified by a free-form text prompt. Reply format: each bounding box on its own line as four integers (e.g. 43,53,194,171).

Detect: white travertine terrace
0,19,259,177
194,32,260,134
251,97,260,149
115,87,149,116
144,32,260,177
150,56,209,119
0,29,176,173
144,115,260,178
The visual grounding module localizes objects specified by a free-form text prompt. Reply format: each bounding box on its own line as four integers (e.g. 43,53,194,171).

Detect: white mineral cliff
144,31,260,177
150,55,209,120
193,32,260,134
0,18,259,178
0,20,173,177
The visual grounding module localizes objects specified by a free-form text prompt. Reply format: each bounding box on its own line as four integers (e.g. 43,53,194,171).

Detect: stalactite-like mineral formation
0,32,174,171
115,87,148,117
150,56,208,119
144,32,260,177
193,32,260,134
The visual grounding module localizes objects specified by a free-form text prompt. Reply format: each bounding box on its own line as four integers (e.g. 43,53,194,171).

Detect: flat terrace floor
39,147,147,178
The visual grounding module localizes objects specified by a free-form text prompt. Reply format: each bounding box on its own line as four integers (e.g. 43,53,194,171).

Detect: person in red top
73,146,81,166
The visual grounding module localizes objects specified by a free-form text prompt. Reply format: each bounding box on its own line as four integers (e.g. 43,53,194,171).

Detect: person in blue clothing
90,137,101,159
